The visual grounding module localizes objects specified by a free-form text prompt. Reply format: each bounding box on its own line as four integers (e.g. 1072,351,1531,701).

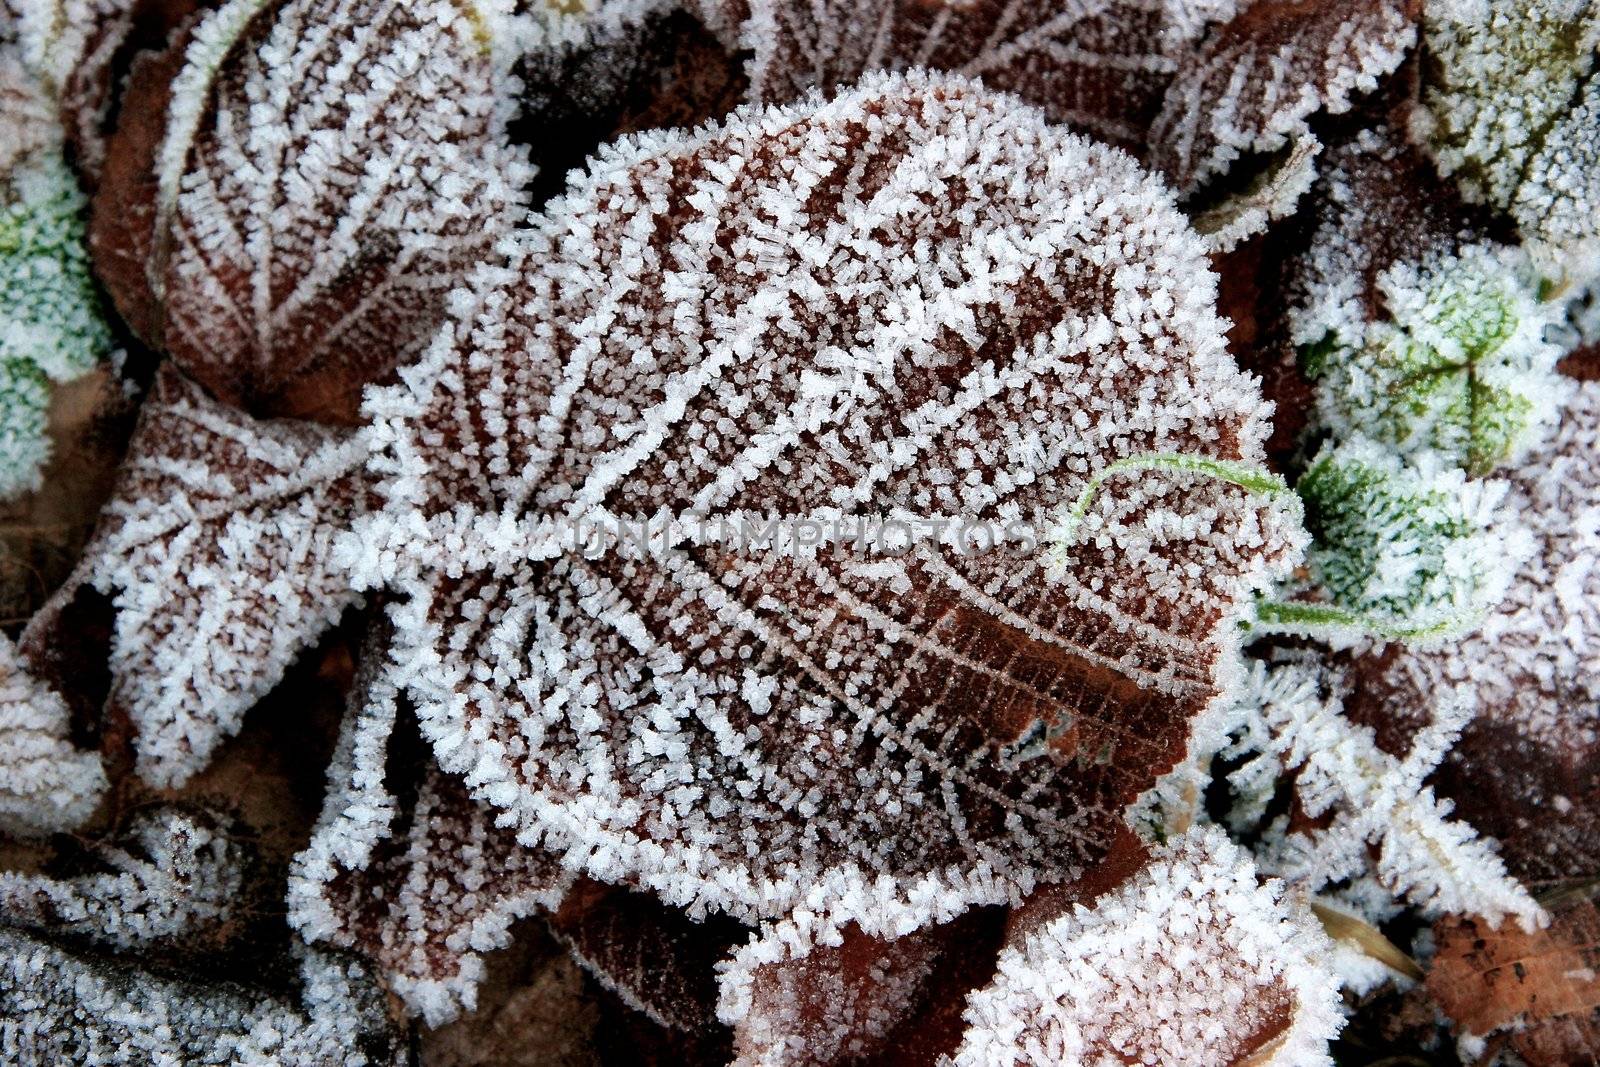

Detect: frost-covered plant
1150,0,1417,194
0,808,244,952
1338,381,1600,885
708,0,1236,149
1274,437,1524,639
23,366,373,789
717,905,1005,1066
0,63,113,497
0,631,105,837
0,928,404,1065
952,827,1344,1067
1417,0,1600,284
1220,654,1542,928
350,70,1301,939
1305,242,1568,475
288,651,569,1027
98,0,533,419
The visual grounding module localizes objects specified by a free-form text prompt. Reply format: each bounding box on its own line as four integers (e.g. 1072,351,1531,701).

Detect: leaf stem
1056,452,1295,543
1249,598,1479,642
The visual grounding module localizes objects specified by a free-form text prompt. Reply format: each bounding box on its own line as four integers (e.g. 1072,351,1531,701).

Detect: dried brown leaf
1430,894,1600,1066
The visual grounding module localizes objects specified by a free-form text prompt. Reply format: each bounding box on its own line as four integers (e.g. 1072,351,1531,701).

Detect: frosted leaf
0,927,405,1066
0,630,105,837
716,907,1006,1067
1149,0,1418,195
1287,129,1570,474
1340,382,1600,885
1,150,114,498
725,0,1239,149
551,880,744,1037
1306,242,1569,475
289,653,569,1028
354,71,1302,935
1288,125,1487,338
1418,0,1600,284
139,0,532,420
1286,436,1523,637
1,0,152,185
1430,893,1600,1067
29,365,373,789
0,808,244,953
950,827,1343,1067
0,47,55,175
1230,653,1542,926
1192,134,1320,254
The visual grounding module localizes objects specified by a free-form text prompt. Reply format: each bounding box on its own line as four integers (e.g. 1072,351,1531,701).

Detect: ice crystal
351,71,1301,937
715,0,1238,150
289,650,569,1027
1,141,113,497
1149,0,1418,194
951,827,1343,1067
1340,382,1600,885
29,366,374,789
0,631,105,837
0,808,243,952
0,928,404,1065
1288,436,1521,637
1304,241,1568,475
136,0,532,419
1418,0,1600,284
1227,654,1542,926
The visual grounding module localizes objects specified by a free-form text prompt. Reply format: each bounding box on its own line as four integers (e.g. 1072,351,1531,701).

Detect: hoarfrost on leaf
1418,0,1600,285
141,0,533,420
950,826,1344,1067
718,0,1239,150
1149,0,1418,195
0,130,114,498
0,807,244,953
1304,242,1569,475
716,905,1006,1067
1227,653,1542,927
0,630,105,837
1284,436,1524,638
354,70,1302,937
24,365,374,790
0,926,405,1065
288,648,570,1028
1340,381,1600,886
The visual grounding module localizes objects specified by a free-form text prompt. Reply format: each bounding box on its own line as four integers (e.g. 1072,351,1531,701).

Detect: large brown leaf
110,0,531,421
352,72,1302,936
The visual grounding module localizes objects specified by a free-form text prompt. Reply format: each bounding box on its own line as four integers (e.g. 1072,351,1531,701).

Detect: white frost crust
949,827,1344,1067
0,631,106,837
